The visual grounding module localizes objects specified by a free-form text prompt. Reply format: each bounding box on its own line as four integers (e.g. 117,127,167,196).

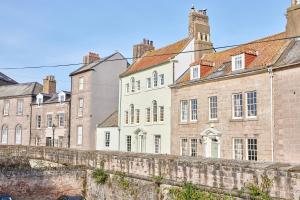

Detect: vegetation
244,174,273,200
92,168,109,185
113,171,138,198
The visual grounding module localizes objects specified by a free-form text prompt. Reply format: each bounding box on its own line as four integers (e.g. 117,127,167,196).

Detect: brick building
170,1,300,163
31,76,71,148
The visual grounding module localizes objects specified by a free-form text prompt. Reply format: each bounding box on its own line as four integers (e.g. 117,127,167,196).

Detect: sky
0,0,291,91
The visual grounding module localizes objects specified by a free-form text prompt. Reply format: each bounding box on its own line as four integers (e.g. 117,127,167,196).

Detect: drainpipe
268,67,274,162
29,101,33,146
118,78,122,151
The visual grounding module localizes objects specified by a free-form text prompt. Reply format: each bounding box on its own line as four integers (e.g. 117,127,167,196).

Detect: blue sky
0,0,290,91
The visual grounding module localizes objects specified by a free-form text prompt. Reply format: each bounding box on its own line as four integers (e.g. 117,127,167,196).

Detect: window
138,135,145,152
233,138,243,160
126,135,132,152
131,77,135,92
1,125,8,144
130,104,134,124
17,99,24,115
58,136,63,148
191,66,200,80
3,100,9,116
146,78,151,89
125,111,129,124
209,96,218,120
180,100,188,122
77,126,83,145
146,108,151,123
36,115,41,128
58,113,65,128
37,95,43,106
79,77,84,90
137,80,141,91
159,74,164,85
159,106,164,122
181,138,189,156
191,139,198,157
190,99,198,121
136,109,140,124
105,132,110,147
154,135,161,154
232,54,244,71
152,100,158,122
59,93,65,103
246,91,257,117
15,125,22,145
78,98,84,117
47,114,53,128
233,93,243,118
153,71,158,87
247,138,257,161
126,83,130,93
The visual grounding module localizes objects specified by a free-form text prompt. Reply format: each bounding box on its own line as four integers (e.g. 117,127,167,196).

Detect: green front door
211,141,219,158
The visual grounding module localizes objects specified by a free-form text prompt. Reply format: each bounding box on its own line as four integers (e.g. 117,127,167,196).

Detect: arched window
1,125,8,144
130,104,134,124
131,77,135,92
153,71,158,87
15,125,22,145
153,100,158,122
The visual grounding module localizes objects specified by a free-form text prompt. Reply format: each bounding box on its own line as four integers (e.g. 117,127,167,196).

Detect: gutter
118,78,122,151
68,77,73,148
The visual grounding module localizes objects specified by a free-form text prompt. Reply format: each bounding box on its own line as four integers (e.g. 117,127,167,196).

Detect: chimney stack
43,75,56,94
133,38,155,63
83,52,100,65
286,0,300,38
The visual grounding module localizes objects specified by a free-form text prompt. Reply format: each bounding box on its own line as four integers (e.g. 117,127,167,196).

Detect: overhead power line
0,35,299,70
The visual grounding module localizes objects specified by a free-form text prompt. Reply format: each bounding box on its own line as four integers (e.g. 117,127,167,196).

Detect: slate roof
98,111,118,128
176,32,292,85
0,82,43,98
70,52,124,76
275,40,300,67
120,38,192,77
0,72,18,85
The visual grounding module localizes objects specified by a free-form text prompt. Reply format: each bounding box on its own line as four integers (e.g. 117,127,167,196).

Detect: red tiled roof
177,32,292,84
120,38,191,77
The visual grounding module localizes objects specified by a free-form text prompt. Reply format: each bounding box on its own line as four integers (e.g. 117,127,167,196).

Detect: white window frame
159,106,164,122
36,115,41,129
232,93,243,119
190,65,200,80
136,109,140,124
153,71,158,87
146,78,151,89
15,125,22,145
247,138,258,161
131,77,135,92
153,100,158,122
17,99,24,115
130,104,134,124
180,100,188,122
154,135,161,154
126,83,130,94
58,93,66,103
126,135,132,152
105,131,110,147
180,138,189,156
79,77,84,90
159,74,164,86
3,100,9,116
136,80,141,91
190,99,198,122
125,111,129,124
46,114,53,128
146,108,151,123
246,91,257,118
77,126,83,145
232,54,245,71
233,138,243,160
190,138,198,157
209,96,218,120
1,125,8,144
78,98,84,117
58,113,65,128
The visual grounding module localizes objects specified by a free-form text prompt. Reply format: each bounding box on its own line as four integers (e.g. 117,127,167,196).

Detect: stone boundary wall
0,146,300,199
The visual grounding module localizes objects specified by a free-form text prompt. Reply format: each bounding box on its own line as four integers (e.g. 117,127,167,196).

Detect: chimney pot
83,52,100,65
43,75,56,94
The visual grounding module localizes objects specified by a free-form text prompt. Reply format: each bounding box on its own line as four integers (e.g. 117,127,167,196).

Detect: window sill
245,117,258,121
208,119,219,123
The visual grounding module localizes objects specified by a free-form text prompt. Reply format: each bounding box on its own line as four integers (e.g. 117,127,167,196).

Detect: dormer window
232,54,245,71
190,65,200,80
36,94,43,106
58,92,66,103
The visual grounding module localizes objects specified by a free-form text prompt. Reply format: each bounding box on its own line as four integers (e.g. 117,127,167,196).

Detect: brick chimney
43,75,56,94
286,0,300,38
83,52,100,65
133,39,155,62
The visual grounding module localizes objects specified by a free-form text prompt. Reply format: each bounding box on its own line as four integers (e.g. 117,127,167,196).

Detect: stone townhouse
70,52,128,150
0,80,42,146
118,7,213,154
170,1,300,163
31,76,71,148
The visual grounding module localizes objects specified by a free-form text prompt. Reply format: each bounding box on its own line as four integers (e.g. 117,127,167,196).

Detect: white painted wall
119,39,194,154
96,127,119,151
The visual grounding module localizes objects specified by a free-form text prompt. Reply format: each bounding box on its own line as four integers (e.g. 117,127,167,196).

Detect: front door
46,137,52,147
211,140,219,158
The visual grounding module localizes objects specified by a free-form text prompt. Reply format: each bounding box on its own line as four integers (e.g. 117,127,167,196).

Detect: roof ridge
145,37,191,55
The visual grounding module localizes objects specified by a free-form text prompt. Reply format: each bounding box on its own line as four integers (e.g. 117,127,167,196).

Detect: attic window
36,94,43,106
190,65,200,80
232,54,245,71
59,93,66,103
